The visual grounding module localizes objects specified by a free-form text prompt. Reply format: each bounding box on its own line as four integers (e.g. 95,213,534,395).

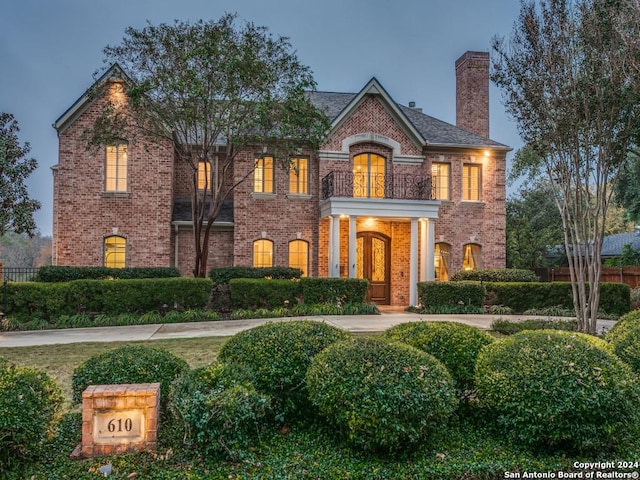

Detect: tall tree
615,149,640,224
492,0,640,333
0,113,40,236
87,15,329,277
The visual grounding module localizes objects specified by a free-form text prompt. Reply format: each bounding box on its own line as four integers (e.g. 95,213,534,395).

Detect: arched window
353,153,385,198
288,240,309,276
104,236,126,268
462,243,481,271
434,243,451,281
253,239,273,268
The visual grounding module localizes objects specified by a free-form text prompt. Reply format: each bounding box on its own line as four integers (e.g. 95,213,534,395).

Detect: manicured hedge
451,268,539,282
209,266,302,284
229,279,302,310
3,278,212,321
484,281,630,315
418,281,485,310
475,330,640,453
35,266,180,282
605,310,640,374
300,277,368,305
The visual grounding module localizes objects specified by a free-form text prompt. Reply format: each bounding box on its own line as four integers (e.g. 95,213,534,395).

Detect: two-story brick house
52,50,510,306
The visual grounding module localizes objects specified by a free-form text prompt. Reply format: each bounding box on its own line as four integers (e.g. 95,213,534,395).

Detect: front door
356,232,391,304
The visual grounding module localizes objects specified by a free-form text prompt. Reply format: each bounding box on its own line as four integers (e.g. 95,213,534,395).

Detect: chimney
455,51,490,138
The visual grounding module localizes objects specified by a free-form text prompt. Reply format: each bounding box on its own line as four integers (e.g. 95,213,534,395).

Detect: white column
419,219,427,282
349,216,357,278
331,215,341,277
327,216,334,277
427,218,435,281
409,218,419,306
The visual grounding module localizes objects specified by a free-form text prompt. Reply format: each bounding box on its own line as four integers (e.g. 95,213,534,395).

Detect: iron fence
0,267,40,282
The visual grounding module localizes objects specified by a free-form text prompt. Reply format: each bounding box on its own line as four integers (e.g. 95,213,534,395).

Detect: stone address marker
75,383,160,458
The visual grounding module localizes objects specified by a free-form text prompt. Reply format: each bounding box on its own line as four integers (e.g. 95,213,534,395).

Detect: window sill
461,200,485,205
286,193,312,200
251,192,276,199
102,191,131,198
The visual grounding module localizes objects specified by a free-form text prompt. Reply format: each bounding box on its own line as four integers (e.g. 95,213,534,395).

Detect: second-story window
431,163,450,200
353,153,385,198
105,143,128,192
289,157,309,195
462,164,481,201
198,161,210,190
254,156,274,193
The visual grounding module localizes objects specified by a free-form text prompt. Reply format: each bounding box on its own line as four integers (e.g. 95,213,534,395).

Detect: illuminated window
434,243,451,281
353,153,385,198
253,239,273,268
104,236,126,268
462,164,481,201
289,157,309,194
288,240,308,276
198,161,210,190
463,243,481,271
254,156,274,193
431,163,450,200
105,143,128,192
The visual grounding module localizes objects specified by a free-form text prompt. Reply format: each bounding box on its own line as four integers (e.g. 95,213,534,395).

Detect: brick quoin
53,52,508,305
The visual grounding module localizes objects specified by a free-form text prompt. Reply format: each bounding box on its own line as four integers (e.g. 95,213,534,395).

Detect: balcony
321,171,433,201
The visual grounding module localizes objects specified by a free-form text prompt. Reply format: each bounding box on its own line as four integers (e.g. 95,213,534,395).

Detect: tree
615,149,640,224
0,232,51,267
492,0,640,333
87,15,329,277
506,178,564,269
0,113,41,236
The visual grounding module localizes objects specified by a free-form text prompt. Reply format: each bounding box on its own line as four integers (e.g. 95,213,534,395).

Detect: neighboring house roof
307,84,510,151
601,231,640,258
172,198,234,224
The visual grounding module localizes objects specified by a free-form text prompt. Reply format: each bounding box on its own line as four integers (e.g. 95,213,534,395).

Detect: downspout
174,223,180,271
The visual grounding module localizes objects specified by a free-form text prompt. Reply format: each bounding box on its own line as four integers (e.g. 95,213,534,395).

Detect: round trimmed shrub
169,363,271,460
71,345,189,411
383,321,493,391
306,337,458,453
218,320,350,420
0,363,64,470
475,330,640,453
606,310,640,373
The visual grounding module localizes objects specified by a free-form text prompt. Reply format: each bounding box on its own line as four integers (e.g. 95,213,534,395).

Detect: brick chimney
455,51,490,138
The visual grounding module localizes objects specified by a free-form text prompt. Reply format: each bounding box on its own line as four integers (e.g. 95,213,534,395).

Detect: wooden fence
534,267,640,289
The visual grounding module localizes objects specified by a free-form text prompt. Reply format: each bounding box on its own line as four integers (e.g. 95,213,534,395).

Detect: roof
172,198,234,224
307,88,510,150
601,231,640,258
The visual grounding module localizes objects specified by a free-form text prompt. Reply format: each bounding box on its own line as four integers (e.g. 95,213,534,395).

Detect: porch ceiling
319,197,440,220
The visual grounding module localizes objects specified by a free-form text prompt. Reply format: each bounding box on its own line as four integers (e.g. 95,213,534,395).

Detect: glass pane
371,237,386,282
288,240,308,276
253,240,273,268
356,237,364,279
104,236,126,268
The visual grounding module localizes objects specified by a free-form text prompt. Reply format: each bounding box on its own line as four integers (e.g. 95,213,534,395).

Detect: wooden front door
356,232,391,304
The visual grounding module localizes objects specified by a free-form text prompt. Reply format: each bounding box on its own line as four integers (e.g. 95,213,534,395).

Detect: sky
0,0,524,237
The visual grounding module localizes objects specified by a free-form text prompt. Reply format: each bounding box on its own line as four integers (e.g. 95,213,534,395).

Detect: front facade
52,51,510,306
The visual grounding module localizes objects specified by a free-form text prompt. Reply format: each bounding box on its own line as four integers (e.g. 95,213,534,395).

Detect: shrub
209,266,302,284
491,318,578,335
475,330,640,453
300,277,369,305
71,345,189,412
229,278,302,310
484,282,630,316
307,337,457,454
383,321,493,392
451,268,539,282
218,320,350,421
0,363,64,470
35,266,180,282
631,288,640,310
169,363,271,460
605,310,640,374
418,281,485,311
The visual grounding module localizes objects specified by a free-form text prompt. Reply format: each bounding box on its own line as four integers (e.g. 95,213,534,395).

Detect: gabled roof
307,82,510,151
53,64,130,134
602,231,640,258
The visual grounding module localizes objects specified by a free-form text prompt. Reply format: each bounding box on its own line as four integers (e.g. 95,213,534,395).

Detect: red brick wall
53,89,174,268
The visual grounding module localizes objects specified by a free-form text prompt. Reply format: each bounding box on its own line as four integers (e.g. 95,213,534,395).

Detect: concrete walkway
0,312,616,348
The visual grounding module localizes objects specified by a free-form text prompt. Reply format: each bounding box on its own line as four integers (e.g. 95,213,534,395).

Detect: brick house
52,50,510,306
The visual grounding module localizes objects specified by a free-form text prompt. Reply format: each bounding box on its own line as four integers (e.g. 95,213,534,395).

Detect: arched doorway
356,231,391,304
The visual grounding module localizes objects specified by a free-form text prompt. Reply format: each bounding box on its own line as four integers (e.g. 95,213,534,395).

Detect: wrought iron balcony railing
321,171,433,201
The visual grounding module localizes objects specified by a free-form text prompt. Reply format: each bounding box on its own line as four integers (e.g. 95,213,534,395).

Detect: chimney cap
409,101,416,108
